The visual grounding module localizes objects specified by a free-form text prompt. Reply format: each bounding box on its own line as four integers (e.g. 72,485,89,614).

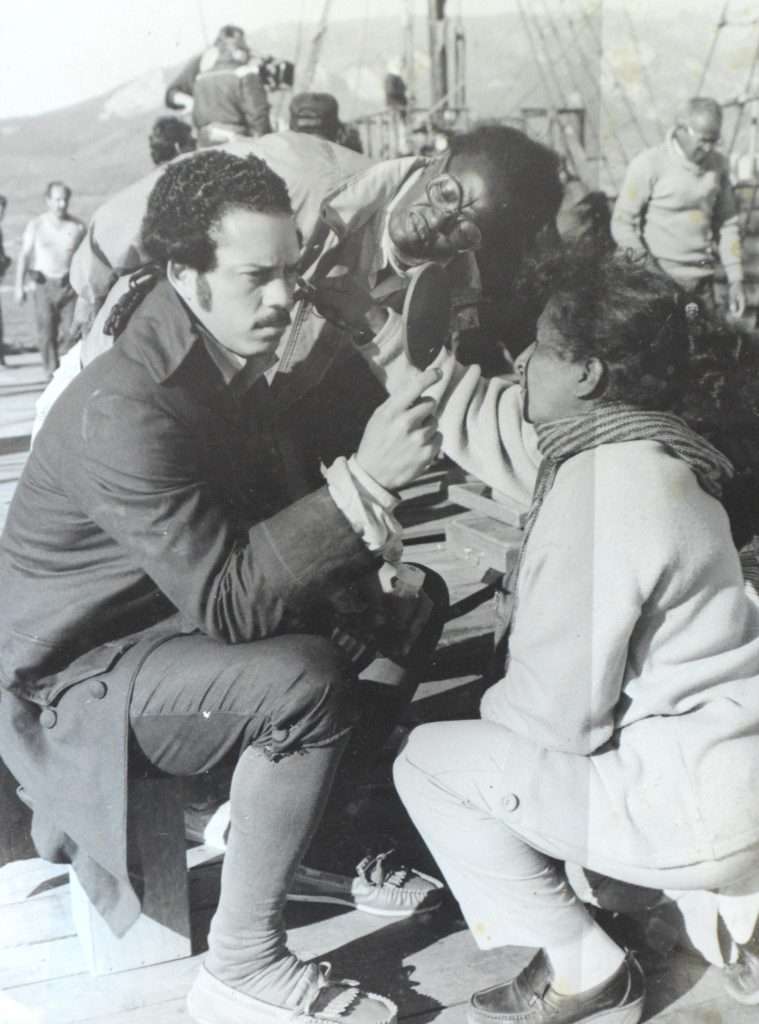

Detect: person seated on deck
346,247,759,1020
0,151,454,1024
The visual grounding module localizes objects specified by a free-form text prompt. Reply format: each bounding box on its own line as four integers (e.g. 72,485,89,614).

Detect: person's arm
165,54,201,111
238,67,271,136
714,166,746,317
70,370,439,643
14,221,35,303
483,450,655,755
361,310,540,508
0,227,9,279
610,152,654,257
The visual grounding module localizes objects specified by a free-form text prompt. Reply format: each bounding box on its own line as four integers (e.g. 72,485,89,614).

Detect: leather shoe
468,950,644,1024
723,939,759,1005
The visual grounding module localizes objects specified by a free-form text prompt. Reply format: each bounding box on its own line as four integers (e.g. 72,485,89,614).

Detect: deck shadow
320,904,464,1018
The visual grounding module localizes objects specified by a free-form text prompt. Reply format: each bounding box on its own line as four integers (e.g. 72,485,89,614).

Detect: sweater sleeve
611,151,654,256
714,168,744,284
361,312,540,509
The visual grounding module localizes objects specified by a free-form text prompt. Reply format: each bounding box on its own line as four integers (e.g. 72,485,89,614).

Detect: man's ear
167,260,195,301
576,355,605,398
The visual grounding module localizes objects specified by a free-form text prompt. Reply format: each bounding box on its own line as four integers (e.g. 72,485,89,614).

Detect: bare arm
165,54,202,110
14,222,34,303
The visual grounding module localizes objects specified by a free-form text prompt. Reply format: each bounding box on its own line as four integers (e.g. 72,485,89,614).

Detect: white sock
546,924,625,995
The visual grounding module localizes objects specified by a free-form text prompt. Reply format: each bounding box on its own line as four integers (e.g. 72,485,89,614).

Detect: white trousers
394,719,759,963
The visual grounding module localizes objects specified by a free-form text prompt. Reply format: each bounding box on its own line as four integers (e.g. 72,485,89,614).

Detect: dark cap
289,92,340,141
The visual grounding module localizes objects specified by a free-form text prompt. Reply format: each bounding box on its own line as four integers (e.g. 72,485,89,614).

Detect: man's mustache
253,312,291,329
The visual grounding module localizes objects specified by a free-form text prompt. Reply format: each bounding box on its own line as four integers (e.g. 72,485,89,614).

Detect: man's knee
393,721,440,799
259,636,358,759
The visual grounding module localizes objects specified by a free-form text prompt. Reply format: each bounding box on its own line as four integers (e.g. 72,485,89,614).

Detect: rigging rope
622,5,665,136
728,34,759,155
695,0,729,95
535,0,618,189
574,0,650,150
515,0,584,181
556,0,630,176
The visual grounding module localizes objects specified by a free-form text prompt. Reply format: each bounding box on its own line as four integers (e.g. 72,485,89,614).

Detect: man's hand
356,366,442,492
728,281,747,319
306,269,388,335
13,284,25,305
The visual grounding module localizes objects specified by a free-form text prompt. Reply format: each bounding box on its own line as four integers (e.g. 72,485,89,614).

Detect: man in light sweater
611,97,746,318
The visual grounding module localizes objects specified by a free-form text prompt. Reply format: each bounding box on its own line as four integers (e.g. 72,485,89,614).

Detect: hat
289,93,340,141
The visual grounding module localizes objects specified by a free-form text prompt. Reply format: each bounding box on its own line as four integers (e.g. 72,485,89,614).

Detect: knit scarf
507,402,734,635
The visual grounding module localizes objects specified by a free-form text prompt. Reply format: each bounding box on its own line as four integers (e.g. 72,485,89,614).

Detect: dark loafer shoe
468,950,645,1024
723,940,759,1005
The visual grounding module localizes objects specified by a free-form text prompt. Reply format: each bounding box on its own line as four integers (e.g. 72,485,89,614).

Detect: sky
0,0,512,119
0,0,725,120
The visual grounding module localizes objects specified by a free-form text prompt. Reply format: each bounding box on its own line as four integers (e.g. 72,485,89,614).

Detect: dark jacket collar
118,278,204,384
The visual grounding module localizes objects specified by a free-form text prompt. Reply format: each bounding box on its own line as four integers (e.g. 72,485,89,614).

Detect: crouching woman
373,252,759,1023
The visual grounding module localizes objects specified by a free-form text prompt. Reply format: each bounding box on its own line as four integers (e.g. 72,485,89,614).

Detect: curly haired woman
361,249,759,1023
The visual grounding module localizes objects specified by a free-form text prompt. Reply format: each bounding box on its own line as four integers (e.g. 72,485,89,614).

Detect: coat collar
120,278,206,384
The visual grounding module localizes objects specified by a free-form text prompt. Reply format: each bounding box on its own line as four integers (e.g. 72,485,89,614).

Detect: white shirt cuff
322,455,404,563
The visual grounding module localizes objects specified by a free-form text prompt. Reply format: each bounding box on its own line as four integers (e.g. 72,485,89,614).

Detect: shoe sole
286,892,443,918
188,975,398,1024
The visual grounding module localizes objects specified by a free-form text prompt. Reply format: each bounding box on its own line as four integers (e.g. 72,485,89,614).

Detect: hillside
0,7,748,242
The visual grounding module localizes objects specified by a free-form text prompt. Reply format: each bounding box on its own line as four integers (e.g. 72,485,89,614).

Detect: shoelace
356,850,412,889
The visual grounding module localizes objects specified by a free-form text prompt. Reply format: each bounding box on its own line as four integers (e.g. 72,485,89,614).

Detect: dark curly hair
534,246,759,545
449,125,563,246
140,150,292,272
149,116,196,165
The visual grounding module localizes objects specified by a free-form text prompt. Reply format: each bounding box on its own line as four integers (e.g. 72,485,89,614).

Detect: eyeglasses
685,123,721,149
424,171,483,252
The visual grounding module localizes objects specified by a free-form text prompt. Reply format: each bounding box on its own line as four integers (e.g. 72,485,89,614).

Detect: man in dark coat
0,151,443,1024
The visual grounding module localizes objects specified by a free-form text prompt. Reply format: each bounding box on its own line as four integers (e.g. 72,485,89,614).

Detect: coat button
87,680,108,700
39,708,57,729
502,792,520,812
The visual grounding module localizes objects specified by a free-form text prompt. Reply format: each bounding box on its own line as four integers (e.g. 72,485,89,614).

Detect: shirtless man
15,182,85,377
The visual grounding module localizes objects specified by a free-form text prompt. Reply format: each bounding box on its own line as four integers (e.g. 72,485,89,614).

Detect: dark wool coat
0,281,376,933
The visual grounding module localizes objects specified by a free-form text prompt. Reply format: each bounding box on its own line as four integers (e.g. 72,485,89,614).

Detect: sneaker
723,939,759,1005
188,961,397,1024
288,852,444,918
468,950,644,1024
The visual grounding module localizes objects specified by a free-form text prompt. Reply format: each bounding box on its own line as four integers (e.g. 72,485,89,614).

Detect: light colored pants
394,719,759,962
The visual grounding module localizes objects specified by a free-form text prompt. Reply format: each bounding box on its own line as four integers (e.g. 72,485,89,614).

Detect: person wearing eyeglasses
43,125,561,463
611,97,746,320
